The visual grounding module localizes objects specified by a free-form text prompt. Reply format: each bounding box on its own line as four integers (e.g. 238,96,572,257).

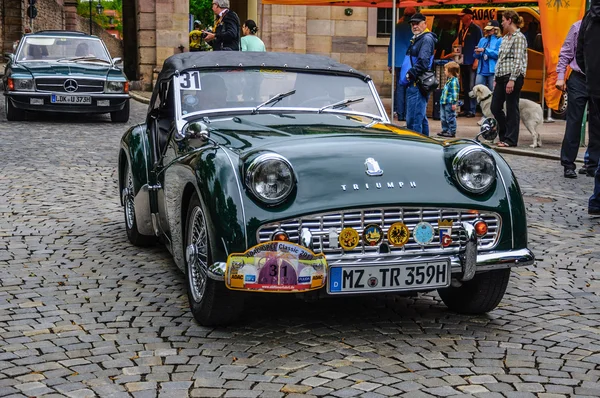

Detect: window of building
376,8,394,37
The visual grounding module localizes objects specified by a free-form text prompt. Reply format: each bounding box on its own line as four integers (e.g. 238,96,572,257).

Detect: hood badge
365,157,383,176
64,79,78,93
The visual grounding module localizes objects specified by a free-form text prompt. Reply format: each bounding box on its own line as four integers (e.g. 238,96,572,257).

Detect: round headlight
246,154,295,205
453,146,496,193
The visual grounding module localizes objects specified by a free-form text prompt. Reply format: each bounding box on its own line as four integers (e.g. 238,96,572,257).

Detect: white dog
469,84,544,148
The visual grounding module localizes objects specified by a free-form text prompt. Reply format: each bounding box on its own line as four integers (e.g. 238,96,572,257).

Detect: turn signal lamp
124,81,130,93
7,78,14,91
474,220,488,237
271,231,289,242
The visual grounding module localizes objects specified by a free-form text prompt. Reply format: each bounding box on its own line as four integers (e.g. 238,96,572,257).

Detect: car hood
16,61,112,78
206,117,506,214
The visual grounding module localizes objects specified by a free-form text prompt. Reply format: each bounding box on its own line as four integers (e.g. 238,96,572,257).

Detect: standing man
388,7,416,122
189,21,203,52
457,8,482,118
492,10,527,148
400,12,438,135
576,0,600,215
558,20,599,178
203,0,240,51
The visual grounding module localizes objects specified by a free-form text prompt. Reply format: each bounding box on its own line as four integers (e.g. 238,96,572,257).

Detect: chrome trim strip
368,79,390,123
6,92,129,98
181,107,385,122
496,170,514,248
221,148,248,250
34,76,108,81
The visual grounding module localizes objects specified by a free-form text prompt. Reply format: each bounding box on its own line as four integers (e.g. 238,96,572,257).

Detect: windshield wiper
252,90,296,114
318,97,364,113
57,56,110,63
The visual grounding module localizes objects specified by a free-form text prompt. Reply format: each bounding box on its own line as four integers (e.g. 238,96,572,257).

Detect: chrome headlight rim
105,80,125,93
452,146,497,194
245,153,296,205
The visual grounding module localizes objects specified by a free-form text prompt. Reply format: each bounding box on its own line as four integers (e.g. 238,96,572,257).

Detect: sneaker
564,169,577,179
589,207,600,216
465,112,476,118
437,131,455,138
579,166,588,175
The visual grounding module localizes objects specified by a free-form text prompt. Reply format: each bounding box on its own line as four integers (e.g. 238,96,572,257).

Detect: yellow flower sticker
339,228,359,250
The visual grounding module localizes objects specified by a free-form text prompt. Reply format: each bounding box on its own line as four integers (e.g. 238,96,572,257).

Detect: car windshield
178,69,381,118
16,36,110,62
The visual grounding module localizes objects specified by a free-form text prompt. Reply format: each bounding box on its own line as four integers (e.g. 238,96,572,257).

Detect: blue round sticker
413,222,434,245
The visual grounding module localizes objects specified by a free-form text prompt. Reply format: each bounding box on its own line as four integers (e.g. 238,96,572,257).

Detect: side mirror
476,118,498,142
4,53,14,62
112,57,122,66
177,121,209,142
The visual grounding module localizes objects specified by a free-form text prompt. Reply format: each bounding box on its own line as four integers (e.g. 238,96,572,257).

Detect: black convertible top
156,51,369,85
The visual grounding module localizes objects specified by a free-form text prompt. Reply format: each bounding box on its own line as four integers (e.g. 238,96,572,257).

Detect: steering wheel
298,96,335,108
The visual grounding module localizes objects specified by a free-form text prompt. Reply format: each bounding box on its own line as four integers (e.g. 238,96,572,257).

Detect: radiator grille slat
257,207,501,258
35,78,105,93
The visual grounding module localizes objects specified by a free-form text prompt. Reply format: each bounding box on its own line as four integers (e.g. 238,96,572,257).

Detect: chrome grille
257,207,501,257
35,78,105,93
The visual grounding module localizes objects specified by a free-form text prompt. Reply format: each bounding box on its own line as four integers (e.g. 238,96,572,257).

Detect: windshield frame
172,69,389,126
15,35,112,64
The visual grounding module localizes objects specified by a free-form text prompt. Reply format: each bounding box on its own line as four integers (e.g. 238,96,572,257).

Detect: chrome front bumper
203,247,535,283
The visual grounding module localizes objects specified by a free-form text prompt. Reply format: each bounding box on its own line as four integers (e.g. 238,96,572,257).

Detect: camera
201,28,212,39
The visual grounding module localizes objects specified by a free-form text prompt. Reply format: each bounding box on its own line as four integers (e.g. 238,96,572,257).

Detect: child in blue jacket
437,62,460,138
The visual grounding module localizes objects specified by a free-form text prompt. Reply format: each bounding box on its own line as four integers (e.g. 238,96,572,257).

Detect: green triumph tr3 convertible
3,30,129,122
118,52,534,326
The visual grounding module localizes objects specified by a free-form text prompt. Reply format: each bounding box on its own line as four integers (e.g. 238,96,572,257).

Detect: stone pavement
1,95,600,398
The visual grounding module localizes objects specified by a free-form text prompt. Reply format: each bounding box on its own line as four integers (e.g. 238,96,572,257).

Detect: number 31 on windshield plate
178,71,201,90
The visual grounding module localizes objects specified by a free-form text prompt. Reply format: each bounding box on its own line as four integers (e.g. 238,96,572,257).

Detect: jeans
491,75,524,146
560,71,600,171
440,103,457,134
589,97,600,210
406,84,429,136
475,74,494,92
394,82,407,120
460,64,477,113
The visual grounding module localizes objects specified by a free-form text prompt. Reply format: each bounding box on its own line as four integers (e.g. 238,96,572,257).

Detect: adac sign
471,8,497,21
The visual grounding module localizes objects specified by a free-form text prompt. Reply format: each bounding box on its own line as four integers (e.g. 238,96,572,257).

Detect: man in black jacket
203,0,240,51
400,13,438,135
576,0,600,215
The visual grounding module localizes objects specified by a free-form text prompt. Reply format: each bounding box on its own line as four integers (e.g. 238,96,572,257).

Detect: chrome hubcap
124,168,135,229
187,206,208,303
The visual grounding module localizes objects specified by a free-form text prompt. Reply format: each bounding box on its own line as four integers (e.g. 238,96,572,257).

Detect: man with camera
203,0,241,51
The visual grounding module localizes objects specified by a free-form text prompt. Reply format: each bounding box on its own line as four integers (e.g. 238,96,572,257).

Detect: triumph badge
365,157,383,176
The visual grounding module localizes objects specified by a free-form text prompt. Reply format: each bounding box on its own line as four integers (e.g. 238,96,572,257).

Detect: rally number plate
328,260,450,294
51,94,92,104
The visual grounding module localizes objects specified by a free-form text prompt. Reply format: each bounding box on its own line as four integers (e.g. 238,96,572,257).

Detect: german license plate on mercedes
51,94,92,104
328,260,450,293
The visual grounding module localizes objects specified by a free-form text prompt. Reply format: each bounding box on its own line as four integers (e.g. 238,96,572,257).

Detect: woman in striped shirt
491,10,528,148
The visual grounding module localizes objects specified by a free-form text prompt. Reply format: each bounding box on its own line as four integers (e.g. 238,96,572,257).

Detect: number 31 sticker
178,71,201,90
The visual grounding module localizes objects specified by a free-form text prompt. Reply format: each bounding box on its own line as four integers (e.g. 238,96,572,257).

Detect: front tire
437,269,510,314
5,97,25,121
111,100,130,123
185,194,244,326
123,160,155,246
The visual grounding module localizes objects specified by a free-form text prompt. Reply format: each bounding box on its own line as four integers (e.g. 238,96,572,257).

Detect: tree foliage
76,1,123,35
190,0,214,30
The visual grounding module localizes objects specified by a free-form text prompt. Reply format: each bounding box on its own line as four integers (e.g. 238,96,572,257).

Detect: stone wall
2,0,24,54
261,4,391,95
32,0,65,32
73,14,124,58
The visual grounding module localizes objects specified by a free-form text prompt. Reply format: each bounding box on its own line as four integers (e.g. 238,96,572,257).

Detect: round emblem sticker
387,222,410,247
362,224,383,246
413,222,434,245
339,227,360,250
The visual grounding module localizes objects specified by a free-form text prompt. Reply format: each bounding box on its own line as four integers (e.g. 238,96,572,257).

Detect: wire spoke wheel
187,206,208,303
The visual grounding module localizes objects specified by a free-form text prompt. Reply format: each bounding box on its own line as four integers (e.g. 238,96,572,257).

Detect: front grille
257,207,501,257
35,78,105,93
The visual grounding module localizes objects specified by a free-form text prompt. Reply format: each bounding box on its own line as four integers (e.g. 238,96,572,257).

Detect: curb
129,92,150,105
495,146,585,163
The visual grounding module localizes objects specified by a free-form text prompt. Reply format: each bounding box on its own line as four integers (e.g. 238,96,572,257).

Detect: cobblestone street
1,97,600,398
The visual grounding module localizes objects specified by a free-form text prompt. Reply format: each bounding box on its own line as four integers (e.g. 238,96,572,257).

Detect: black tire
111,100,130,123
185,194,244,326
551,91,568,120
123,160,155,246
437,268,510,314
5,97,25,121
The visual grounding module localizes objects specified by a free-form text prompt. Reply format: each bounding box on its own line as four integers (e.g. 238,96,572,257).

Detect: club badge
339,227,360,250
387,222,410,247
413,222,434,245
362,224,383,246
438,219,453,248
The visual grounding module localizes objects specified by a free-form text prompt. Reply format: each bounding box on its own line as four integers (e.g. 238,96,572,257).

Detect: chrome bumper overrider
203,248,535,283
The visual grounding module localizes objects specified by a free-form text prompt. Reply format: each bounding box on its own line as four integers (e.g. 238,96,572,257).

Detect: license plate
51,94,92,104
328,260,450,294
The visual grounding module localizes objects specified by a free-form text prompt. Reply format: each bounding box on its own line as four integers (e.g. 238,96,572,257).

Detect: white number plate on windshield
328,260,450,294
51,94,92,104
